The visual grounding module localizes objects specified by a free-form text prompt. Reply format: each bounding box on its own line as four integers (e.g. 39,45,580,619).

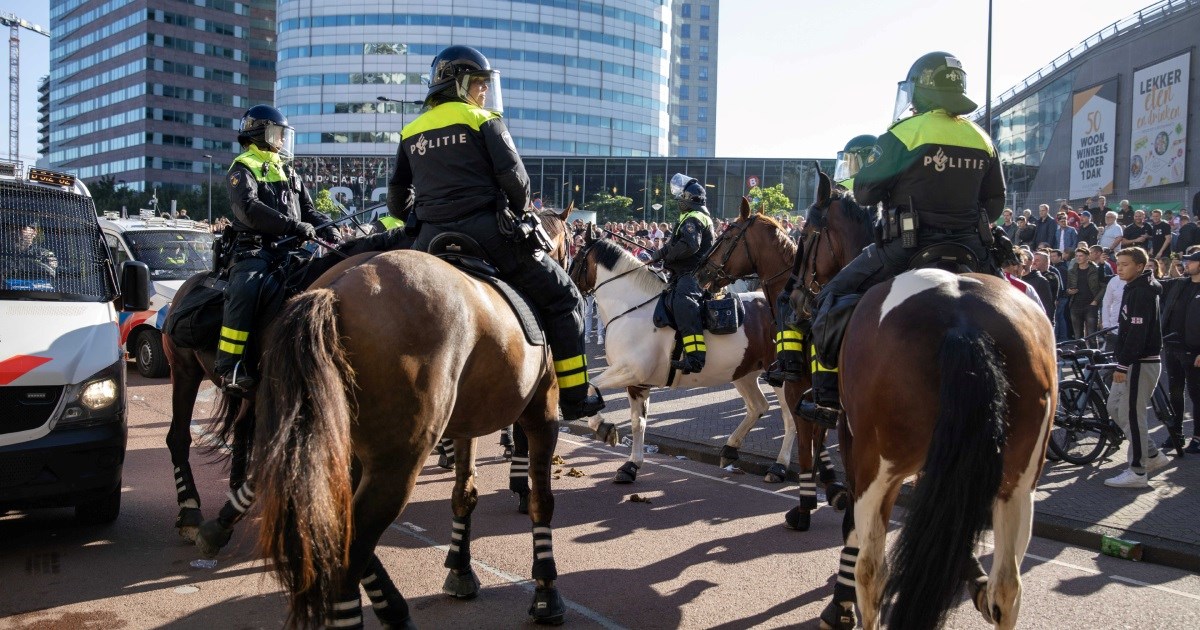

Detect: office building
668,1,718,157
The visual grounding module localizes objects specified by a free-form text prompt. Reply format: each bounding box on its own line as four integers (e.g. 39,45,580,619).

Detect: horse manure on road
565,468,586,477
627,494,652,504
552,455,566,465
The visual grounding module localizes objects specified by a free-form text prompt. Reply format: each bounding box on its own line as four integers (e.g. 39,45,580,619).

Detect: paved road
1,374,1198,629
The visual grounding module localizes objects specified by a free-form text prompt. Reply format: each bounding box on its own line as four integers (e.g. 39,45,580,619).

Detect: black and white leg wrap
531,523,557,581
174,466,200,508
818,448,835,483
510,455,530,493
445,515,472,570
361,556,411,626
326,597,363,629
798,477,818,510
218,482,255,527
834,546,859,603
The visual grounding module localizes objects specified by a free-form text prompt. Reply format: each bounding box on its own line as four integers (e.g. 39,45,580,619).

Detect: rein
570,239,664,327
795,200,847,317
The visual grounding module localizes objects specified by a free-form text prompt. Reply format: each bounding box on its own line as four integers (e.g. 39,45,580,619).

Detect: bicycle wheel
1049,380,1110,465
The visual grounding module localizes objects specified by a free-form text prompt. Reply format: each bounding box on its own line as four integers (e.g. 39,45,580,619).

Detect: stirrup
796,399,839,429
219,362,256,397
561,389,605,421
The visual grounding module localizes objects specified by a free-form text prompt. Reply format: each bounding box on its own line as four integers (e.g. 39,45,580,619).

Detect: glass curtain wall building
48,0,271,193
276,0,672,159
668,1,718,158
294,154,834,221
980,0,1200,211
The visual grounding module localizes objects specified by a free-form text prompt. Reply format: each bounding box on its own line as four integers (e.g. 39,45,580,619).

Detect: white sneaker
1104,469,1149,488
596,336,605,345
1143,452,1170,475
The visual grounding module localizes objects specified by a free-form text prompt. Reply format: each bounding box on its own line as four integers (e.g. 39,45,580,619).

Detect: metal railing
975,0,1198,122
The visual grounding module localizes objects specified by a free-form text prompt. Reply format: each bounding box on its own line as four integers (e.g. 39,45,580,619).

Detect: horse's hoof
612,461,640,484
442,567,481,600
437,453,455,470
195,519,233,559
763,463,788,484
826,482,850,511
818,601,856,630
175,507,204,542
783,506,810,531
529,587,566,625
516,492,530,515
968,575,995,624
718,445,739,468
595,421,619,447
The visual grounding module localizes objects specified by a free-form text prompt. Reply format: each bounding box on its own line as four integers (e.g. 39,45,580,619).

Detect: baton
603,228,662,258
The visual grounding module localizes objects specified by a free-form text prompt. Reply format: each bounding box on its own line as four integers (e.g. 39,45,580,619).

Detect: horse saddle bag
704,293,743,335
907,242,982,274
164,273,227,350
428,231,545,346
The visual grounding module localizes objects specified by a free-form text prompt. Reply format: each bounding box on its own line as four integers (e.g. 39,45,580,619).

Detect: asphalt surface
1,374,1198,629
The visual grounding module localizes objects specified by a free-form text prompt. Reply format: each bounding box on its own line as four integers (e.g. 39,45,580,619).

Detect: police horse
695,200,848,531
795,172,1055,629
255,246,568,628
160,209,571,552
567,225,800,484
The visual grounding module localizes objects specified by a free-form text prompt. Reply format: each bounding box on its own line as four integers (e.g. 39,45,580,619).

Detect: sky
0,0,1152,164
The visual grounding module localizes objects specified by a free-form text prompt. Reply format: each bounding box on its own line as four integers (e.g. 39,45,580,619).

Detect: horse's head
792,170,876,318
537,200,574,268
567,222,602,293
697,197,795,291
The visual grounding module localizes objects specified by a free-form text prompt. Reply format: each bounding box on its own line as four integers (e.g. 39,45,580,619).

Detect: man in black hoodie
1157,247,1200,455
1104,247,1172,487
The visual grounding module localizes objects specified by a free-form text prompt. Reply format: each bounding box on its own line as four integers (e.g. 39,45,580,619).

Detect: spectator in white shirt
1098,210,1124,251
1101,272,1127,349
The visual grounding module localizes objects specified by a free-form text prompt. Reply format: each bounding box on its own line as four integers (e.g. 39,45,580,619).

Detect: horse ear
739,197,751,220
558,201,573,222
585,222,596,243
816,167,832,206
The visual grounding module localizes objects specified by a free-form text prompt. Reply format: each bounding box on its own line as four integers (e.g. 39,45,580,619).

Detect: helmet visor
834,151,863,182
893,80,915,122
263,124,295,160
669,173,691,198
458,70,504,115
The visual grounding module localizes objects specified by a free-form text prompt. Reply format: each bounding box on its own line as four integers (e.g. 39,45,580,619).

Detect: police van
0,162,149,524
98,211,214,377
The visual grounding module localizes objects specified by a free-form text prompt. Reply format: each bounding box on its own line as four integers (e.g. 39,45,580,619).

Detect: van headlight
81,378,118,409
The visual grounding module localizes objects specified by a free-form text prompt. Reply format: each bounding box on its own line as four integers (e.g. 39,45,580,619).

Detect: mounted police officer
648,173,715,374
215,104,338,396
765,134,877,386
387,45,604,421
797,52,1008,428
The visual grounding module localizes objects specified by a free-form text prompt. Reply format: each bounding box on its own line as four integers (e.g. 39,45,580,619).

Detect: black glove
292,222,317,241
648,247,666,264
990,225,1018,268
319,225,341,243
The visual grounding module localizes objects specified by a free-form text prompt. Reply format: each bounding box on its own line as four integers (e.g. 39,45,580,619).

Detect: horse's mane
753,213,798,255
589,239,665,294
809,191,875,245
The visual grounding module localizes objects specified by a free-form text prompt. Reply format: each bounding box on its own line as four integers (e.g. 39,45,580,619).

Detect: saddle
428,232,545,346
906,242,984,274
652,291,745,335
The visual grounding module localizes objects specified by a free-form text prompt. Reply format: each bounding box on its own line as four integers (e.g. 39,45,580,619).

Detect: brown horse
695,198,847,531
795,172,1055,629
254,248,567,628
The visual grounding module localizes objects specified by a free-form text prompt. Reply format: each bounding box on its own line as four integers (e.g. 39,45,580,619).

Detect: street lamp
202,154,213,223
377,96,420,128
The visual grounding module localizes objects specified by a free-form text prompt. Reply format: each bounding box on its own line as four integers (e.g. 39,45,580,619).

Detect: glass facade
276,1,671,158
987,72,1077,210
292,155,834,222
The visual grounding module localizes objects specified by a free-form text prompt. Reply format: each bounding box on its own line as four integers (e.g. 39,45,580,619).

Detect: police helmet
893,52,978,121
426,45,505,114
670,173,708,213
238,105,295,159
834,134,877,183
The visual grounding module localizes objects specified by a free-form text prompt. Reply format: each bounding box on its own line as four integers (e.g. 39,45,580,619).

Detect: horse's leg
785,422,819,531
195,401,255,559
986,432,1044,630
816,435,849,511
522,383,566,625
436,437,455,470
166,356,204,540
444,438,483,599
614,386,650,484
819,506,859,630
852,466,901,630
585,366,639,445
228,403,253,490
719,374,769,470
766,384,798,482
509,424,530,513
500,424,515,460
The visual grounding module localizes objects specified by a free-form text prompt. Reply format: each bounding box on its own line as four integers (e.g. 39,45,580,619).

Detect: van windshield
0,181,115,302
122,230,214,281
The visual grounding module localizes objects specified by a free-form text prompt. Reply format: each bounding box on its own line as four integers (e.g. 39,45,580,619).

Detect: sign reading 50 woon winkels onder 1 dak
1069,78,1118,199
1129,50,1190,190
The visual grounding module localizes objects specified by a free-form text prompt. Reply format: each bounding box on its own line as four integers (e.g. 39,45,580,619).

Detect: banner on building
1069,78,1117,199
1129,50,1190,190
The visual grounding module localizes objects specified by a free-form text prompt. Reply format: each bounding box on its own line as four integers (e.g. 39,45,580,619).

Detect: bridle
701,214,795,289
567,239,663,327
794,198,845,318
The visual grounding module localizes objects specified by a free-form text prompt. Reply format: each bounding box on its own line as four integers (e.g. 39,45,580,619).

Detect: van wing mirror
119,261,151,312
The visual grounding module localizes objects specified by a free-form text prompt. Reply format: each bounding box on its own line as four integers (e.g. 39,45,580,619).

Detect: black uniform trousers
1163,347,1200,438
413,211,588,398
667,274,705,338
215,247,284,375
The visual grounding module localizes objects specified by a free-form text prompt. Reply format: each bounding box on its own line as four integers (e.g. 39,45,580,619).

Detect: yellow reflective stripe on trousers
775,330,804,341
220,326,250,342
775,329,804,352
683,334,707,353
777,341,804,352
554,355,586,373
218,340,245,355
810,346,837,373
557,371,588,388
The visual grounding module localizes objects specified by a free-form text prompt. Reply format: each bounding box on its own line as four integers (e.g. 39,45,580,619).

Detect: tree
585,192,635,224
314,189,338,217
748,183,794,218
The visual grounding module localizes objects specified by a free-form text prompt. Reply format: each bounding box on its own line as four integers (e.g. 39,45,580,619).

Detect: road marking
560,435,1200,603
189,419,231,454
385,523,627,630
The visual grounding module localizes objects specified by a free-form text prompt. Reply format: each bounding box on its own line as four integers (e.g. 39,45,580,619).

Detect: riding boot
217,257,267,396
764,331,806,385
556,354,605,421
672,333,705,374
797,358,840,429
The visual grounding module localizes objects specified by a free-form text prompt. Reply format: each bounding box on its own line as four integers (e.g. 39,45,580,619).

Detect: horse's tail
886,326,1008,629
253,288,356,628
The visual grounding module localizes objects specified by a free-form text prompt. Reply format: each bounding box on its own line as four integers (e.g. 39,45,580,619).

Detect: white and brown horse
567,226,798,483
796,173,1056,630
696,199,848,531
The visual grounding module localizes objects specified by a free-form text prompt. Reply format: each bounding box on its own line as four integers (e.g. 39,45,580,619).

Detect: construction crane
2,12,50,164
